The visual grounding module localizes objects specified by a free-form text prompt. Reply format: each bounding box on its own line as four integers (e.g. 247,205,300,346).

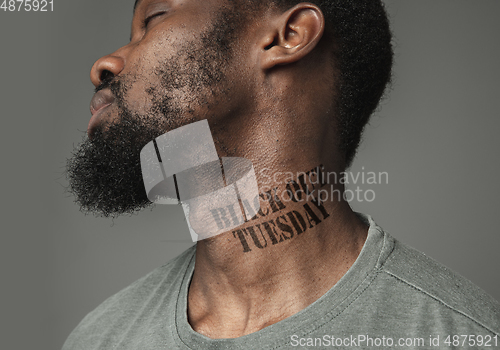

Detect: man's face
91,0,246,135
67,0,250,217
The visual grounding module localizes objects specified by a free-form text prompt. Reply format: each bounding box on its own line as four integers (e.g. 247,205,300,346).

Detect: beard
66,105,166,218
66,8,243,218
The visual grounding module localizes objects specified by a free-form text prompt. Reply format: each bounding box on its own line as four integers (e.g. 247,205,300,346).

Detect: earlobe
260,4,325,70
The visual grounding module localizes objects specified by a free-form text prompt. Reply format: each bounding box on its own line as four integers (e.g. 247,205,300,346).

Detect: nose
90,53,126,88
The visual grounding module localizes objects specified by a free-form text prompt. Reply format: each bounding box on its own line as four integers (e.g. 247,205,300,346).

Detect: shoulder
62,245,196,350
380,238,500,334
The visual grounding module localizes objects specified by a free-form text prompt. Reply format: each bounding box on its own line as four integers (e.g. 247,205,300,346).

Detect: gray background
1,1,499,349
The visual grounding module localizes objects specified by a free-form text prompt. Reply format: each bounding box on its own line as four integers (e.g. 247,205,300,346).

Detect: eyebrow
133,0,143,14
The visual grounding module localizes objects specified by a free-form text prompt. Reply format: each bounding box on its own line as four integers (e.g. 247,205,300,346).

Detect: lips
88,89,116,137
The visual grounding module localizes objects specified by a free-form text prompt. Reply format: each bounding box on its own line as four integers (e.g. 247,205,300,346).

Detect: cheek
118,30,232,121
119,67,198,124
122,78,155,116
120,39,174,111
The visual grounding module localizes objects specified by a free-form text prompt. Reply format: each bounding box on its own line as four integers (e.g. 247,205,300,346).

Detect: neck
187,161,368,338
188,98,367,338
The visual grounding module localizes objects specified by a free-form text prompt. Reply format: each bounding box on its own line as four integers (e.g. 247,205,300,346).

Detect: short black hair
237,0,394,167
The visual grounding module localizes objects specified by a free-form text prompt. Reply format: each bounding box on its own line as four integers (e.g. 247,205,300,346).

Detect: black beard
66,7,244,218
66,109,168,218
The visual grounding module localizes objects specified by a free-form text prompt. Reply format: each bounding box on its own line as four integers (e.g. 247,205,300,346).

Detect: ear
260,3,325,70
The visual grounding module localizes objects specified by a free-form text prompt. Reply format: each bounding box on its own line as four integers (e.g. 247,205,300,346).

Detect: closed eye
143,11,166,29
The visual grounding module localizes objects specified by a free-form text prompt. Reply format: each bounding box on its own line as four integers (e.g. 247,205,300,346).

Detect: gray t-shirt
63,215,500,349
